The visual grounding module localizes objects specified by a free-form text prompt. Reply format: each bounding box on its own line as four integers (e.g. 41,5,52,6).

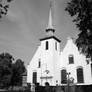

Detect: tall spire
40,0,61,42
46,0,55,35
47,0,53,29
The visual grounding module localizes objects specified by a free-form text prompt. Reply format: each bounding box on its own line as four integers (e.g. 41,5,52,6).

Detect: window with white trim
69,55,74,64
46,41,49,50
77,67,84,83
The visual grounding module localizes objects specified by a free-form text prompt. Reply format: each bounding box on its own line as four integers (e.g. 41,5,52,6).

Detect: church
27,1,92,86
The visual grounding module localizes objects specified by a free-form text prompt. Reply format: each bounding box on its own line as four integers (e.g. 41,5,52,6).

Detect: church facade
27,2,92,86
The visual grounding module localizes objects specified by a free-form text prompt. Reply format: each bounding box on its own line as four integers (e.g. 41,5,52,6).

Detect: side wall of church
59,38,92,85
27,46,41,83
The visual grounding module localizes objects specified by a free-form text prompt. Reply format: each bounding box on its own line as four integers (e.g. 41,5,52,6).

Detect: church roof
40,36,61,42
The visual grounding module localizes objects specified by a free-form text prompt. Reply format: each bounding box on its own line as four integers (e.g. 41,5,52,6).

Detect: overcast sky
0,0,78,66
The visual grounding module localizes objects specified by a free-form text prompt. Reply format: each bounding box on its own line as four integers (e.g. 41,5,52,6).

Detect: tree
0,0,13,18
11,59,26,87
65,0,92,59
0,52,14,88
0,52,26,89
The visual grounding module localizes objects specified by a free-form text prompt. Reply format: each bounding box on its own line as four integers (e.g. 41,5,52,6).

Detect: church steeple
46,0,55,36
47,0,53,29
40,0,61,43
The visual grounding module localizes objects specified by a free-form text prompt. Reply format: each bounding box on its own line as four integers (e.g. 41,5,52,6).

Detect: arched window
77,67,84,83
33,72,37,84
61,69,67,84
46,41,49,50
69,55,74,64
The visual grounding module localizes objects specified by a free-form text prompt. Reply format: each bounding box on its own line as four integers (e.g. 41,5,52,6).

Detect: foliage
0,52,14,88
65,0,92,59
0,0,13,18
0,52,26,89
11,59,26,87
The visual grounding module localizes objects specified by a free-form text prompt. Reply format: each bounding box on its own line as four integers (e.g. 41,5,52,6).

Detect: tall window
46,41,49,50
33,72,37,84
77,67,84,83
38,59,41,68
69,55,74,64
91,64,92,76
55,42,57,50
61,69,67,84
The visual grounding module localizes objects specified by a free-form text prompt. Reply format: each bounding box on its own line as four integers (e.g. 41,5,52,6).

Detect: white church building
27,1,92,86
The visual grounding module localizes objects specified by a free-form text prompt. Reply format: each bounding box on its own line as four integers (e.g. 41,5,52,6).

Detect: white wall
59,38,92,85
27,38,61,86
27,37,92,86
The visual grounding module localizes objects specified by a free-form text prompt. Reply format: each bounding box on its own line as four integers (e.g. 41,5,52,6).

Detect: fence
0,85,92,92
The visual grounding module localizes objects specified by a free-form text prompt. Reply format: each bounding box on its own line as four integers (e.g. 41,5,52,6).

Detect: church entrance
40,76,53,86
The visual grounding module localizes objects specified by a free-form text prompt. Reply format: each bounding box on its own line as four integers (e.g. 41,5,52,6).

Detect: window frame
32,71,37,84
61,69,67,84
38,59,41,68
76,67,84,83
55,42,57,50
46,41,49,50
68,54,74,64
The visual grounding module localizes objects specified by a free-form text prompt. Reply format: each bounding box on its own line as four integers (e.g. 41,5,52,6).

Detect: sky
0,0,79,66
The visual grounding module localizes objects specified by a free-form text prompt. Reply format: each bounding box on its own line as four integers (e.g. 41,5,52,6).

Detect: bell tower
27,0,61,86
39,0,61,85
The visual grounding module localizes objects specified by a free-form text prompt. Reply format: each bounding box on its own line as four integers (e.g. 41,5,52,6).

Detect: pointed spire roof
47,0,53,29
40,0,61,43
46,0,55,34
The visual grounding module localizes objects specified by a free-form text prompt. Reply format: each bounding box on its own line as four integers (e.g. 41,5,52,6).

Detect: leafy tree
0,52,14,88
0,52,26,89
0,0,13,18
65,0,92,59
11,59,26,87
